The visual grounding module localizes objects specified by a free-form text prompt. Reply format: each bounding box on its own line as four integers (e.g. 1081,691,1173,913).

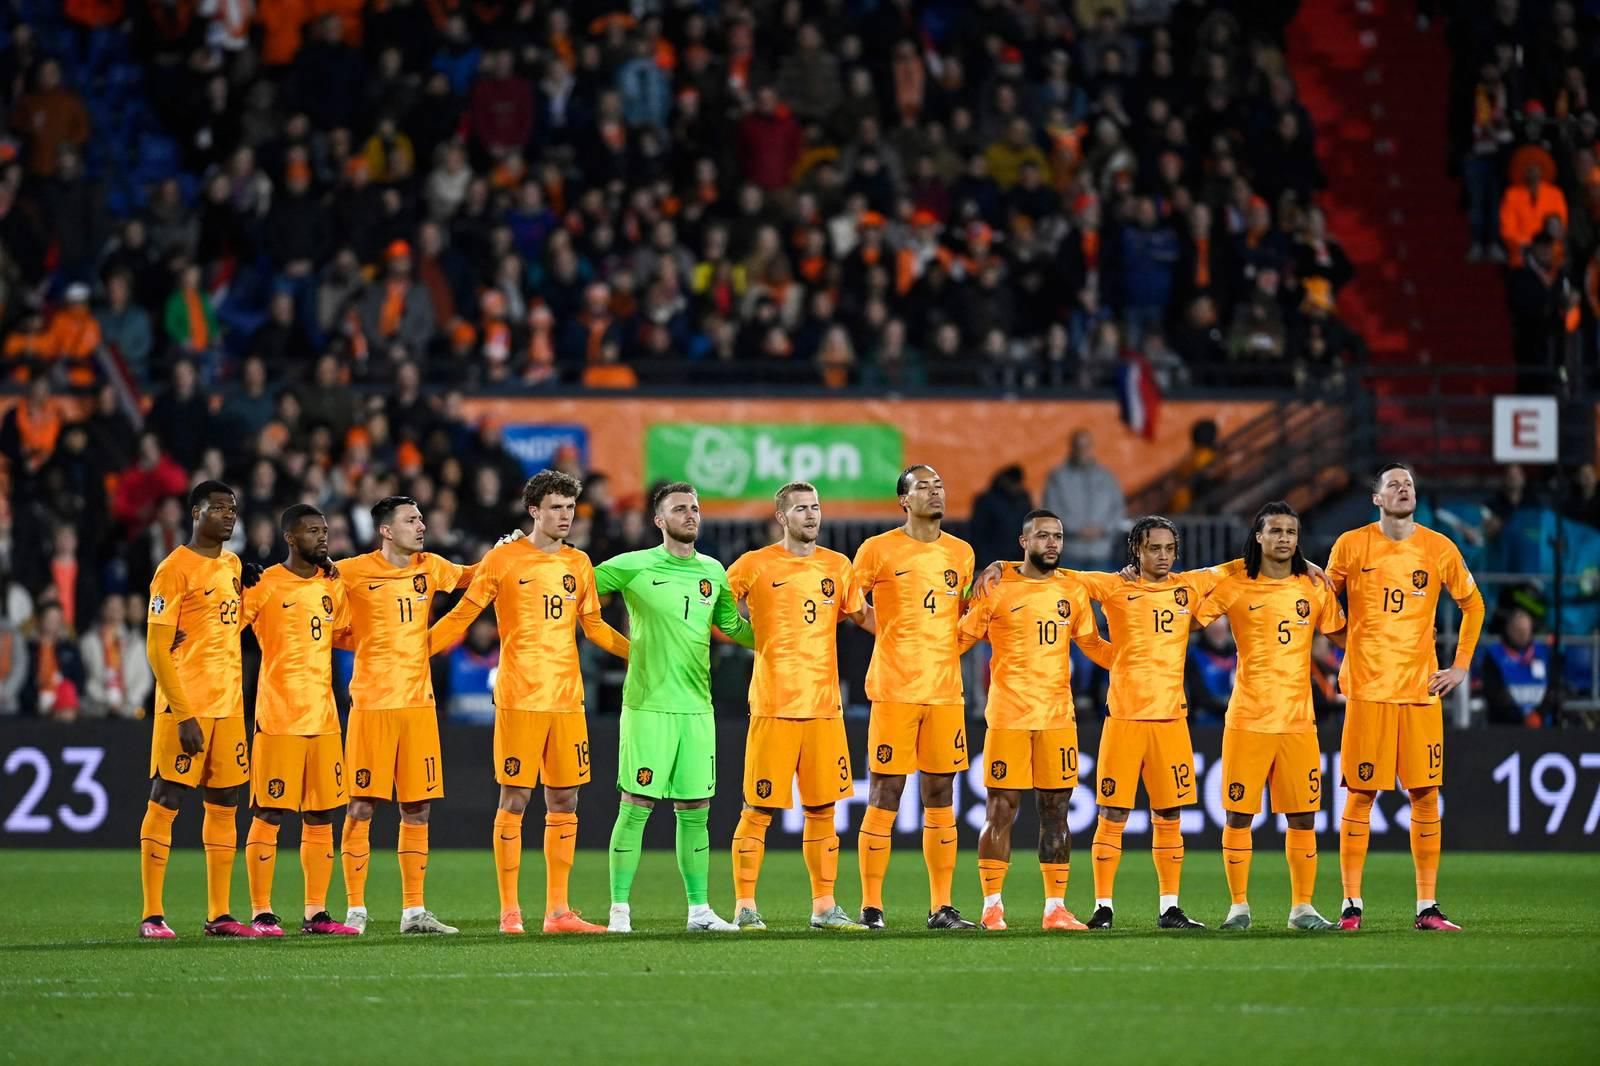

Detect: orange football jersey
853,529,975,705
242,565,350,735
1193,572,1345,733
958,568,1103,730
1074,566,1226,720
147,546,244,720
431,541,604,713
1326,523,1483,702
727,543,864,718
338,551,468,712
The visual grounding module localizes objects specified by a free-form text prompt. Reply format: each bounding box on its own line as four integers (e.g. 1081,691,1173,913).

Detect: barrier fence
4,719,1595,851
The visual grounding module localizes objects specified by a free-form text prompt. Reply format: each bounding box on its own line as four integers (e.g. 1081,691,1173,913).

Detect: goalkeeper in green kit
598,482,755,933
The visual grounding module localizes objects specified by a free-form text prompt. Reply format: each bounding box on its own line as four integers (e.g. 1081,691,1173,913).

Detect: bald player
852,464,977,930
958,510,1111,931
240,504,358,936
726,481,873,931
1328,463,1485,931
1192,502,1345,932
428,469,630,935
139,481,254,938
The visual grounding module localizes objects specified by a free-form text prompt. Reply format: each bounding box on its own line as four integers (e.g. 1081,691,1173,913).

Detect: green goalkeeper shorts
617,707,717,800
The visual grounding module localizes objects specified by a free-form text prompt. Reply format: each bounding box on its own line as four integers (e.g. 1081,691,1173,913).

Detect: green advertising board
644,423,905,501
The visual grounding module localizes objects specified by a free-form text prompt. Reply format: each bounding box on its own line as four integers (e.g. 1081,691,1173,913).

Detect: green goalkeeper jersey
594,545,754,714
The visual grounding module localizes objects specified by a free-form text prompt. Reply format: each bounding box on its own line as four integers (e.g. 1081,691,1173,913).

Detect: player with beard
1326,463,1484,931
725,481,875,931
851,465,978,930
139,481,255,938
957,511,1111,931
239,505,359,936
597,482,755,933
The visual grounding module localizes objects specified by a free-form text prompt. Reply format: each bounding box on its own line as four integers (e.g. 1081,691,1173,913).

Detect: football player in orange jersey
957,510,1111,932
1192,503,1345,932
427,469,630,936
851,465,978,930
139,481,257,939
1326,463,1484,931
725,481,874,931
239,505,359,937
334,495,480,935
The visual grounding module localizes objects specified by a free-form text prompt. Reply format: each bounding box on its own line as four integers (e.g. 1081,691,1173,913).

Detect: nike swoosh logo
694,845,709,853
867,844,886,852
204,588,216,596
519,578,535,585
354,863,367,873
281,601,294,608
559,832,575,841
324,853,333,860
498,834,517,841
652,580,668,586
1304,853,1316,859
419,865,426,872
1361,567,1378,573
257,854,271,862
1093,855,1111,862
939,836,957,846
1347,832,1361,837
367,583,384,590
1127,594,1142,601
1428,772,1440,779
1226,858,1243,865
826,844,839,853
1009,605,1025,613
612,847,633,853
771,581,787,587
894,570,911,576
1249,604,1264,611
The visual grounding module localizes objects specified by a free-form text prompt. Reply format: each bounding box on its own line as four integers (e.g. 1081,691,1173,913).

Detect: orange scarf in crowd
1194,236,1211,289
102,627,124,702
51,556,77,630
36,640,58,691
184,288,210,350
379,281,407,337
1081,229,1100,271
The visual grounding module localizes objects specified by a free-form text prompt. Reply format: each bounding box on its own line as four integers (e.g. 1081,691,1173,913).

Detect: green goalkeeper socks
608,803,651,904
674,807,711,906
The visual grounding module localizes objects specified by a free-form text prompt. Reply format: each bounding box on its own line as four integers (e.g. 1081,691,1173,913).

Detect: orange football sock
300,822,335,917
922,806,958,911
1286,827,1317,906
398,822,428,909
857,805,896,910
1091,816,1125,901
201,802,237,922
1221,825,1253,904
245,817,280,916
1152,815,1184,899
801,807,838,900
544,811,577,915
1410,790,1441,903
139,801,177,919
1040,862,1070,902
341,814,371,909
978,858,1008,898
493,809,523,913
1340,791,1374,900
732,809,771,907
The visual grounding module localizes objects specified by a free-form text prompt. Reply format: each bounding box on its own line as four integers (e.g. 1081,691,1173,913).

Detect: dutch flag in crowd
1117,351,1162,440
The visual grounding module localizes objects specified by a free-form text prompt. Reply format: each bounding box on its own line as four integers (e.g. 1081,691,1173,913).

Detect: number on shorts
574,741,590,768
333,762,343,788
543,594,564,620
1171,762,1191,792
235,741,247,768
1427,743,1443,770
838,755,849,781
309,616,322,640
1383,587,1405,613
803,599,817,624
1060,747,1077,774
1308,768,1321,796
954,729,965,752
424,756,436,783
396,597,414,623
1152,608,1174,633
1036,620,1058,645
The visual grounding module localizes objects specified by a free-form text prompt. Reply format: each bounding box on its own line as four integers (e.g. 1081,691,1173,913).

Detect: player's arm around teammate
726,483,871,931
427,470,627,934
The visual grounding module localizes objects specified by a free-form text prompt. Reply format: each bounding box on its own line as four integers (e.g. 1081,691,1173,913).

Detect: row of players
135,461,1483,937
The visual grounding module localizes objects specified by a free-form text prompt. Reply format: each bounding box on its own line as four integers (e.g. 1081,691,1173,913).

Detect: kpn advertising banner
643,423,904,501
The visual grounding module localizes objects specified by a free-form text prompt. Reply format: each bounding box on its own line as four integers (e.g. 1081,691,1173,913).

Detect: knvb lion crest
943,569,959,589
820,577,836,598
562,573,577,594
1411,569,1429,590
504,757,522,778
1296,598,1311,619
267,778,286,799
1174,587,1189,607
875,744,893,764
321,595,334,616
1228,782,1245,802
413,574,428,595
174,753,192,775
354,768,371,789
699,578,713,599
1100,777,1116,797
755,779,773,800
233,577,242,595
1057,599,1070,620
1357,762,1374,782
636,767,654,787
990,761,1008,781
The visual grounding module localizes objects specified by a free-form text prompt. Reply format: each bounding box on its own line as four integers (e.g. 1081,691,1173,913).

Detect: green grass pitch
2,848,1596,1064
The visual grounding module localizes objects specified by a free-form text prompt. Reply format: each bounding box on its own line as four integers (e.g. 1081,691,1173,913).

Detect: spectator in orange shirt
7,59,89,178
41,284,102,388
1499,160,1568,267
